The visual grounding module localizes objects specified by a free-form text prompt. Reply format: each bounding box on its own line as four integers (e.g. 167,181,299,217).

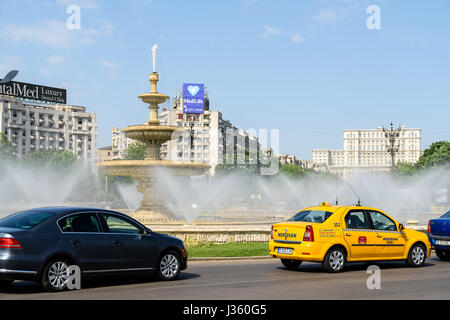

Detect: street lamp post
187,122,195,162
382,122,402,170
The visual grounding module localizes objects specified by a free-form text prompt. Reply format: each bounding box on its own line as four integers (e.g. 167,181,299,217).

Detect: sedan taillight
0,237,22,249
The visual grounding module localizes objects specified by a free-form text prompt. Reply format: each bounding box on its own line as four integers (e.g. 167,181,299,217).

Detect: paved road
1,254,449,299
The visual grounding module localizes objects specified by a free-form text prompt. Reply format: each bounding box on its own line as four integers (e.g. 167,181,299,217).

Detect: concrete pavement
1,254,449,300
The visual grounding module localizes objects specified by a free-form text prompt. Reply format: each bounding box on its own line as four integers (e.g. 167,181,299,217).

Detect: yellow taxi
269,202,431,272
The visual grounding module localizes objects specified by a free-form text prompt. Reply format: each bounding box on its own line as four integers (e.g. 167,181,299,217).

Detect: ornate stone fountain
99,46,209,219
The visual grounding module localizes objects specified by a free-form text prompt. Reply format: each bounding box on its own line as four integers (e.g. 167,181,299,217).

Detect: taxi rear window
288,210,333,223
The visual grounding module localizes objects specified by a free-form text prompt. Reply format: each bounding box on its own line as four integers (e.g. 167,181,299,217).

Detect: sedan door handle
345,233,351,237
70,240,80,246
377,234,382,238
113,241,122,246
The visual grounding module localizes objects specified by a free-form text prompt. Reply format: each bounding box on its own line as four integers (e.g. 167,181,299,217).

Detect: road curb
189,256,272,261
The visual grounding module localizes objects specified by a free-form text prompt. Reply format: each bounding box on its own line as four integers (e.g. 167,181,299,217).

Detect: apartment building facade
0,95,97,161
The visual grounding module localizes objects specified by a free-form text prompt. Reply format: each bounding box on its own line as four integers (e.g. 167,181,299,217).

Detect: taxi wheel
281,259,302,270
406,243,426,267
436,249,450,261
323,247,346,273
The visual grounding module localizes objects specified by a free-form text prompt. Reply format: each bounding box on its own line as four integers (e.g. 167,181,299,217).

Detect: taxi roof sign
320,202,331,207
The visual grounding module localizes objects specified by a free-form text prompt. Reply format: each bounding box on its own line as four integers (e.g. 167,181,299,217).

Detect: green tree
396,161,417,176
395,141,450,175
0,132,15,172
278,163,307,178
415,141,450,169
0,132,14,160
214,147,260,176
22,149,77,170
124,142,146,160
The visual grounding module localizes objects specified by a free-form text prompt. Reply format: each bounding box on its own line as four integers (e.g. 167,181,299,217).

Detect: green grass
187,242,269,258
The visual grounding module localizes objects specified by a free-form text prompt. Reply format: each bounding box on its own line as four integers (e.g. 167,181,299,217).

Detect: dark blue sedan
0,207,187,291
428,210,450,261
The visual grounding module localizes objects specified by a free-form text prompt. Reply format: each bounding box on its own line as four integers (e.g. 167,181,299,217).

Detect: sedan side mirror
399,224,405,231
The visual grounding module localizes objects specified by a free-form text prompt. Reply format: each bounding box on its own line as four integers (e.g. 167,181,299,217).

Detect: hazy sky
1,0,449,159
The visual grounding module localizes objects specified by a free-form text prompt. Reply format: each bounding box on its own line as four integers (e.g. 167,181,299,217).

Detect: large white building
313,125,422,177
0,95,97,161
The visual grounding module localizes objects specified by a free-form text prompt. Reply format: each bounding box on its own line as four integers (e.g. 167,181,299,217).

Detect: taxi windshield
288,210,333,223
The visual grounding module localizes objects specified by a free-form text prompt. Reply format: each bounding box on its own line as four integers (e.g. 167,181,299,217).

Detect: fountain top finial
152,44,158,73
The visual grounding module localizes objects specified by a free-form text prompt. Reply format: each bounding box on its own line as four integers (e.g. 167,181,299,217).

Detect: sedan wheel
42,259,71,291
407,244,426,267
323,248,346,273
157,251,180,281
0,280,14,288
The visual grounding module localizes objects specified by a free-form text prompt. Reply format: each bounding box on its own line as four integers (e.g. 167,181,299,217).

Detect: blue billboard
183,83,204,114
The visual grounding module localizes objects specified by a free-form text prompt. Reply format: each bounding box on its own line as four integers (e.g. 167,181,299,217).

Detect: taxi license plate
277,247,293,255
436,240,450,246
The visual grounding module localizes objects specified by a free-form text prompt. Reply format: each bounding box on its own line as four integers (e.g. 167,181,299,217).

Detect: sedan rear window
0,211,53,229
288,210,333,223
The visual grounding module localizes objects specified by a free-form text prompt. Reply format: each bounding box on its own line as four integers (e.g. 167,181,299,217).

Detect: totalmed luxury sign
0,80,67,104
182,83,204,114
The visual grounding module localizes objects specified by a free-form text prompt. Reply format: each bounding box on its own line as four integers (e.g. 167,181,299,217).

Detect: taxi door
367,210,406,259
342,210,377,259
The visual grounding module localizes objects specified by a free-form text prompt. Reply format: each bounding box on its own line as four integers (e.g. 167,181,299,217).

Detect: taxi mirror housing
399,224,405,231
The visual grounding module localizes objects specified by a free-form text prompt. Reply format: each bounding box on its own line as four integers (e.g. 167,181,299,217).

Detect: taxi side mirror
399,224,405,231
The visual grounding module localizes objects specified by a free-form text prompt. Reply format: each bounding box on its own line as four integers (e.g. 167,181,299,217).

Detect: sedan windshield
288,210,333,223
441,210,450,219
0,211,53,229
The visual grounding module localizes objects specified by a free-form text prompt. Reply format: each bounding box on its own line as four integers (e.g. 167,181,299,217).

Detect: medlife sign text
183,83,205,114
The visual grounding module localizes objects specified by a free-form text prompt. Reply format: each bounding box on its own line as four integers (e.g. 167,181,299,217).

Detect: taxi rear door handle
345,233,351,237
377,234,382,238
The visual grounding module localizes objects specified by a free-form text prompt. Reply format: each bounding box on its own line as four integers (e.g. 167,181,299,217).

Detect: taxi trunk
272,222,311,243
271,222,323,261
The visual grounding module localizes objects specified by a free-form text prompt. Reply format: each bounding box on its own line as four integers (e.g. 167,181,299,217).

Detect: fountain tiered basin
98,71,209,219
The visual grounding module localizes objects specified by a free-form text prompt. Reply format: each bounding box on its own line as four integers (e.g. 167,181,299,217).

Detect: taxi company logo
358,236,367,244
278,232,297,238
187,85,200,96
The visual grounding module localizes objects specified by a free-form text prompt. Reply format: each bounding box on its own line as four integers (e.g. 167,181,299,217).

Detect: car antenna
346,181,362,206
335,180,339,205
